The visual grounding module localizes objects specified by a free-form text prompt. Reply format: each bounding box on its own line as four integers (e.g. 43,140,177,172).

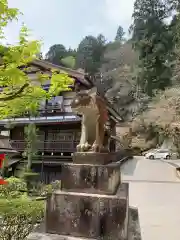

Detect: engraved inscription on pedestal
61,161,121,195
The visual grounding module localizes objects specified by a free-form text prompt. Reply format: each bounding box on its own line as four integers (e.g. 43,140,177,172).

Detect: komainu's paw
76,144,82,152
84,142,91,151
81,144,87,151
91,143,100,152
91,142,106,152
77,143,90,152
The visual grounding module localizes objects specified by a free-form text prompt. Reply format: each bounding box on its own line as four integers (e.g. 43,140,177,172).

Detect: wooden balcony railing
21,106,64,116
10,140,78,152
38,106,65,113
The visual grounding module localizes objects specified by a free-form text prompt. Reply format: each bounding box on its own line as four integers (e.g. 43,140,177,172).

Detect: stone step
28,206,140,240
61,160,121,195
28,233,96,240
72,152,117,165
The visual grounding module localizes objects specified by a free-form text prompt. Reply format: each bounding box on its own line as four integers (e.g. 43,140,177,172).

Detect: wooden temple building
0,60,122,183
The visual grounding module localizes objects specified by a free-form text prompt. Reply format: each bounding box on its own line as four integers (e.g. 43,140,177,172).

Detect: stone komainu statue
71,87,109,152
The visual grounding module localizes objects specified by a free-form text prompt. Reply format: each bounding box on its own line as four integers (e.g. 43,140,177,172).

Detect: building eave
107,105,122,123
0,115,81,126
30,59,93,88
88,78,122,122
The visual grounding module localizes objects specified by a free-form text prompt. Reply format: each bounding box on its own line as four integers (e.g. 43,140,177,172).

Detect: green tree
130,0,174,96
67,47,77,58
0,0,73,119
97,34,106,46
76,35,106,76
166,0,179,10
115,25,125,42
45,44,67,65
24,123,38,171
172,10,180,83
61,55,76,68
95,34,107,64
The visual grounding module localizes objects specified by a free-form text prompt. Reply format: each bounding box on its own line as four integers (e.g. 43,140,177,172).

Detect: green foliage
115,25,125,42
172,12,180,84
105,41,122,51
0,70,73,119
61,55,76,69
76,34,106,76
0,1,73,119
0,0,19,38
35,180,61,196
23,123,38,170
0,177,26,198
166,0,179,10
22,170,40,195
0,177,45,239
45,44,67,64
130,0,174,96
0,197,44,240
45,45,77,66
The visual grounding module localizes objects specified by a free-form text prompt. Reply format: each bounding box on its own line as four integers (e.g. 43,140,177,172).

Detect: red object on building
0,153,5,168
0,178,7,184
0,153,7,185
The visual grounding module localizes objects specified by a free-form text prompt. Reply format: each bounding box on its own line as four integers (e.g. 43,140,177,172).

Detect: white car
145,149,173,160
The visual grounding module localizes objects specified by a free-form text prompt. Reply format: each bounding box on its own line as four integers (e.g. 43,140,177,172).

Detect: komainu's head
71,87,97,113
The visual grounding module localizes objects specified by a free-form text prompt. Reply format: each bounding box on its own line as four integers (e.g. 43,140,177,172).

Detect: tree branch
0,83,29,101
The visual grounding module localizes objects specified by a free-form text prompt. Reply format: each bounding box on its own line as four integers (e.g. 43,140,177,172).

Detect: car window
157,150,168,153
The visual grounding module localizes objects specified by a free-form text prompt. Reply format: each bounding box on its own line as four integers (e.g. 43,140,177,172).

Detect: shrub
0,197,44,240
0,177,26,198
0,177,45,240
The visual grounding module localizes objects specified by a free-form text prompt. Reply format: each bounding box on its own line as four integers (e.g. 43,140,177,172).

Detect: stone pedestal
61,161,121,195
73,152,117,164
33,152,129,239
28,207,141,240
46,184,128,239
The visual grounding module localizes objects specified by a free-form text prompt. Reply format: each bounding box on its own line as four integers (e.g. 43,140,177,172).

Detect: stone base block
45,183,129,239
28,233,95,240
72,152,117,165
61,161,121,195
28,207,142,240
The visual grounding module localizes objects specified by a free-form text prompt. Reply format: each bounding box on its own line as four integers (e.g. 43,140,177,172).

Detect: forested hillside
44,0,180,153
44,27,143,121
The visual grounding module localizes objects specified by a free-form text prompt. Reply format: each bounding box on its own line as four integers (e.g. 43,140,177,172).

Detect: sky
5,0,135,54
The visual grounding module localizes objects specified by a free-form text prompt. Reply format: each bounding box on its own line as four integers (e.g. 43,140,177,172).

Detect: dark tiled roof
7,159,20,167
31,59,93,88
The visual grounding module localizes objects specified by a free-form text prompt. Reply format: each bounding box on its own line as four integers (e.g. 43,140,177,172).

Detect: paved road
163,159,180,168
121,157,180,240
121,156,180,182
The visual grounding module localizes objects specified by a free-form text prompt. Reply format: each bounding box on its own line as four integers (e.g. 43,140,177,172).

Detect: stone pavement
121,157,180,240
